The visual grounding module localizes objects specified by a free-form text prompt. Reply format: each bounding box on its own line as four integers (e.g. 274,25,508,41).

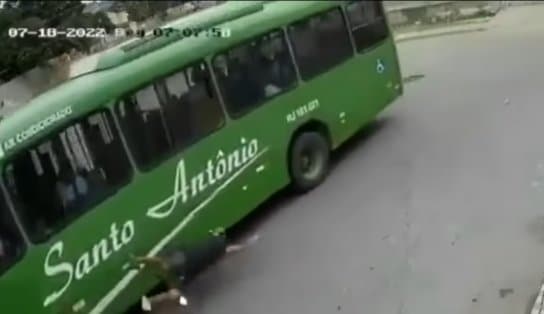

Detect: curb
393,17,492,42
531,281,544,314
395,27,487,42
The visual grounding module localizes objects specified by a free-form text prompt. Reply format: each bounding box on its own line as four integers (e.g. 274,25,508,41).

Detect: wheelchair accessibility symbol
376,59,385,74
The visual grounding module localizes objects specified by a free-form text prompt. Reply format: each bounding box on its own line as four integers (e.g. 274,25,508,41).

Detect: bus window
345,1,388,52
212,29,296,117
0,191,24,275
161,62,224,148
117,61,225,169
117,85,174,168
3,111,131,243
288,8,353,81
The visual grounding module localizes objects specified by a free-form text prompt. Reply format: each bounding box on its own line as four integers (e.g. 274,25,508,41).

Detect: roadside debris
498,288,514,298
402,74,426,84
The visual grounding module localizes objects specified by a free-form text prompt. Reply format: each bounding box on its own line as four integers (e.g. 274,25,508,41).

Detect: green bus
0,1,402,313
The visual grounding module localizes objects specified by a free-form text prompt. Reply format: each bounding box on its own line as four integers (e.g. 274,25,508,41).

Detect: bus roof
96,1,267,70
0,0,341,163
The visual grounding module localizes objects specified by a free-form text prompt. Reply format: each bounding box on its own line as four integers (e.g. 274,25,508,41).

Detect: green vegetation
0,1,114,82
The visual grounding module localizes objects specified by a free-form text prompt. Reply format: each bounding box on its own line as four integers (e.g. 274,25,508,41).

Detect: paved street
163,6,544,314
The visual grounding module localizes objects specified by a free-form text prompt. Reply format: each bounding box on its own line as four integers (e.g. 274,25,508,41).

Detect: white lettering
44,221,135,307
109,223,122,251
178,161,190,204
89,142,269,314
15,133,24,143
227,150,242,170
191,173,207,196
241,141,249,162
215,154,227,179
147,138,260,220
75,253,92,280
92,239,111,263
4,138,15,150
44,137,265,307
248,139,258,157
3,106,72,154
43,242,74,307
121,221,135,244
205,160,216,185
286,99,320,124
286,113,296,123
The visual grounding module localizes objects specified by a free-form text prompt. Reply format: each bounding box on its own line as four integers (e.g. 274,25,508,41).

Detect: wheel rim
299,146,324,181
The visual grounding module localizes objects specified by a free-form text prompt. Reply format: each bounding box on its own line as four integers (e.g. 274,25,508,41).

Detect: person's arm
134,256,168,269
131,255,181,289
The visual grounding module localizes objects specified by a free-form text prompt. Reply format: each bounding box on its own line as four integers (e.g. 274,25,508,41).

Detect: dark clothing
161,234,227,286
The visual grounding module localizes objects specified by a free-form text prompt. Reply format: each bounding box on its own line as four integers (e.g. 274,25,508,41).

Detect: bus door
344,1,399,117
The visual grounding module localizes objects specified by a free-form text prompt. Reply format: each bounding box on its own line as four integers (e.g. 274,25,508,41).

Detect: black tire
288,131,330,193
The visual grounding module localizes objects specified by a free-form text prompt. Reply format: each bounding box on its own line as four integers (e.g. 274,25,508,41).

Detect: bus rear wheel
289,131,330,193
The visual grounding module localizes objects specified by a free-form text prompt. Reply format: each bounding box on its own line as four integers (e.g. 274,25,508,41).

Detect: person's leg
181,232,228,278
147,288,185,304
140,230,259,311
225,233,260,254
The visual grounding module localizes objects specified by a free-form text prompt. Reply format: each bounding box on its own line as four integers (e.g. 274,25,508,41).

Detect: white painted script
43,137,261,307
43,221,135,307
2,106,72,157
286,99,320,124
147,137,259,219
88,144,268,314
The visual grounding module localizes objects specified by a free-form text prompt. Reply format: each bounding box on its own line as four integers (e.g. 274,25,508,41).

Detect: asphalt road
159,6,544,314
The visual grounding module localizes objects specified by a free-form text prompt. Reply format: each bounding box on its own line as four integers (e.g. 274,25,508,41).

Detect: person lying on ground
132,228,258,311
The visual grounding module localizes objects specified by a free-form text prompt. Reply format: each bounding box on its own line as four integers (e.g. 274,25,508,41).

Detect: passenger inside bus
8,153,61,238
184,65,222,136
159,75,193,149
212,30,296,117
0,194,23,274
214,53,262,115
55,168,89,212
0,230,20,273
258,34,295,96
120,91,173,165
5,112,130,242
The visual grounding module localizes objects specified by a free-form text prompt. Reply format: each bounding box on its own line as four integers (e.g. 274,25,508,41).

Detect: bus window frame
285,5,355,82
210,27,299,120
1,107,134,244
344,0,390,53
0,175,28,276
114,58,227,173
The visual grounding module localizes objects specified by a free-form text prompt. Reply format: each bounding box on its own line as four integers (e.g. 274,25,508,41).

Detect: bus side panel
295,38,403,151
8,145,234,314
100,125,282,313
183,92,303,234
98,112,294,313
4,24,407,314
0,252,45,314
348,39,403,125
276,61,368,151
151,36,408,313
